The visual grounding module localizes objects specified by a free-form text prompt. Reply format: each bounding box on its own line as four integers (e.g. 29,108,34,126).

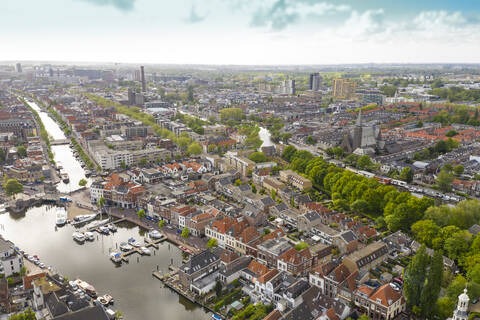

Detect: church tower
452,288,470,320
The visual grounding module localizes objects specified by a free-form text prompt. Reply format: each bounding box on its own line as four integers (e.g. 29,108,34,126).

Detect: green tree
207,238,218,248
294,241,309,251
4,179,23,196
177,137,191,151
411,220,440,248
181,227,190,239
215,280,222,298
207,144,216,153
248,152,267,163
187,85,194,102
120,161,127,169
78,179,87,187
9,308,36,320
187,141,202,155
404,245,429,310
305,136,317,145
139,158,148,166
399,167,414,183
453,165,464,176
357,155,373,170
436,169,454,192
16,145,27,158
420,250,443,318
219,107,243,122
0,148,6,163
137,209,146,219
281,145,297,162
158,220,165,228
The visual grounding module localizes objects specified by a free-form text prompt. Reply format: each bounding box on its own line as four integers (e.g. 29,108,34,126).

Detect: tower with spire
452,288,470,320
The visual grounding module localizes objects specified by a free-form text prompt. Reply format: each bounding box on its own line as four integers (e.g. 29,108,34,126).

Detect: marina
0,205,211,320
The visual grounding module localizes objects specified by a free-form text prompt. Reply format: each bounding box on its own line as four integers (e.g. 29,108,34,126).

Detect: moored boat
140,247,151,255
84,231,95,241
56,208,67,226
72,232,85,243
119,242,133,252
110,252,122,264
72,213,97,226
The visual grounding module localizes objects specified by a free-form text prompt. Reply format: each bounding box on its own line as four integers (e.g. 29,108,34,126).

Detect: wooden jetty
115,235,167,263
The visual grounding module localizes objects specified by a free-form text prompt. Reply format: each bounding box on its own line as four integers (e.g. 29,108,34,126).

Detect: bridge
50,139,70,146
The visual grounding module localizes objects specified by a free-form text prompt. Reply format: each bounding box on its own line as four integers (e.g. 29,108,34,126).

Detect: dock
115,235,167,263
85,217,126,232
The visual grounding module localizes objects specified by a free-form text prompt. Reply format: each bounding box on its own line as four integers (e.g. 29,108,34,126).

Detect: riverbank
18,96,55,165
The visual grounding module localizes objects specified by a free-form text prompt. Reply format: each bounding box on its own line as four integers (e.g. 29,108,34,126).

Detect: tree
295,241,309,251
215,280,222,298
411,220,440,248
187,85,194,102
137,209,146,219
187,142,202,155
16,145,27,158
139,158,148,166
120,161,126,169
0,148,6,163
357,155,373,170
219,107,243,122
97,196,105,210
181,227,190,239
4,179,23,196
158,220,165,228
416,120,423,128
9,308,36,320
207,238,218,248
207,144,216,153
399,167,413,183
306,136,317,145
420,250,443,318
404,245,429,310
281,145,297,162
436,169,454,192
248,152,267,163
453,165,464,176
78,179,87,187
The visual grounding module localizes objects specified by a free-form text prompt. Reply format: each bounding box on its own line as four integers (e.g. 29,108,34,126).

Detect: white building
0,237,24,277
451,288,470,320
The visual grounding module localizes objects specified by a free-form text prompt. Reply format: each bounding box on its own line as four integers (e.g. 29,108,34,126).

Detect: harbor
0,205,211,320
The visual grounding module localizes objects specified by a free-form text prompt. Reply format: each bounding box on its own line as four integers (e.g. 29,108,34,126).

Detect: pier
114,235,167,263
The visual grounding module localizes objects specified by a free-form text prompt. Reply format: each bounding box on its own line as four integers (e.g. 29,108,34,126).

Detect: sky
2,0,480,65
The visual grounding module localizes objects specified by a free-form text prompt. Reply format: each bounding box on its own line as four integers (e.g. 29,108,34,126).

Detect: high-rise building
309,73,321,91
283,79,296,95
48,68,54,77
127,88,136,106
16,63,22,73
140,66,146,92
333,79,357,99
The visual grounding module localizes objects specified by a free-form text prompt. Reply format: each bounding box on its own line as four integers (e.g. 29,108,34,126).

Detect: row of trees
281,146,433,231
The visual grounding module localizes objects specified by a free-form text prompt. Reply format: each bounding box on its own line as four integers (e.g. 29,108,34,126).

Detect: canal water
259,127,273,148
0,205,208,320
27,100,90,193
18,100,210,319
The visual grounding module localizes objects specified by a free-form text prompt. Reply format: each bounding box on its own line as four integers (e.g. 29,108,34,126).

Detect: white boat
140,247,151,255
107,224,117,232
61,172,70,183
72,232,85,243
119,242,133,251
74,279,97,297
88,219,110,229
84,232,95,241
110,252,122,264
56,208,67,226
72,213,97,226
148,229,163,239
99,226,110,234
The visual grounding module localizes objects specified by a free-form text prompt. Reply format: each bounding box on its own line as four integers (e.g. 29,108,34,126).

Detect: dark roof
260,197,275,206
286,279,310,299
303,211,321,223
468,224,480,235
46,293,69,317
275,202,289,212
53,305,109,320
340,231,357,243
179,249,220,275
238,184,251,192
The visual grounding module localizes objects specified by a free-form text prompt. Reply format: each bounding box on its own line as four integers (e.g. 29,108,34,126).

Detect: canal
0,205,208,319
27,100,90,193
15,100,210,319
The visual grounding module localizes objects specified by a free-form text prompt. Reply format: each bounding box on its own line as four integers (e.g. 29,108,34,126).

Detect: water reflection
0,205,209,320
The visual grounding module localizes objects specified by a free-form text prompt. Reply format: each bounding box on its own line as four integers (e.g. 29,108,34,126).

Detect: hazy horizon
3,0,480,65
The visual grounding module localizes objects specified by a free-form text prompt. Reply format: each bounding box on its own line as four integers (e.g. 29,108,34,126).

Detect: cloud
248,0,351,30
77,0,136,12
186,5,208,24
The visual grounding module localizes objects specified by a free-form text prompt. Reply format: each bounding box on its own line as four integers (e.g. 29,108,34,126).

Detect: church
341,109,383,156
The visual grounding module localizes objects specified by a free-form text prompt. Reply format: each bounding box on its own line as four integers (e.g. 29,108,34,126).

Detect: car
69,281,78,290
472,298,479,304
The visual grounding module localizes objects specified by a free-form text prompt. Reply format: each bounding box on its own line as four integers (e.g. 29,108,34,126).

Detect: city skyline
3,0,480,65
